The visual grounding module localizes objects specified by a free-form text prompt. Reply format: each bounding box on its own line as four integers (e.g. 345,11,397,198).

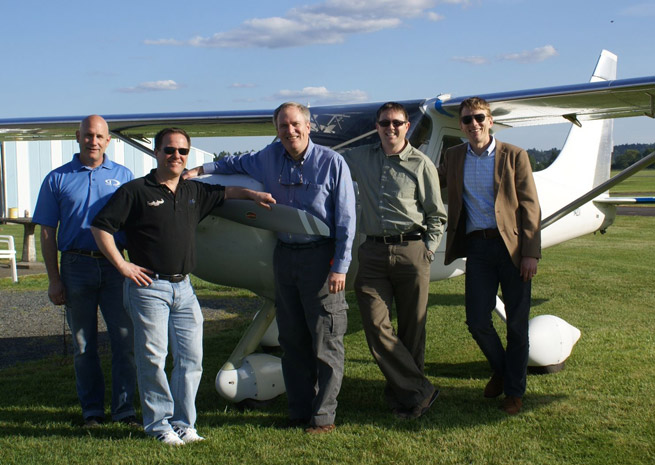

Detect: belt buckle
383,235,395,245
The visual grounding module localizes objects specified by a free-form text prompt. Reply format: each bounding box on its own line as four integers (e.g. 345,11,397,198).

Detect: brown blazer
437,140,541,269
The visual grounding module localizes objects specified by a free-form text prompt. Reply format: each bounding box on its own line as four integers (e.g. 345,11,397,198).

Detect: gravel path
0,290,261,369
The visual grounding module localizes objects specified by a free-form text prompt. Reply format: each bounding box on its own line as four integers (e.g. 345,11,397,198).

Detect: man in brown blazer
438,97,541,415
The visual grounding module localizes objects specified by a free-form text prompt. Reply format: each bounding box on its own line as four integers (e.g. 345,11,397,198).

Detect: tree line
528,143,655,171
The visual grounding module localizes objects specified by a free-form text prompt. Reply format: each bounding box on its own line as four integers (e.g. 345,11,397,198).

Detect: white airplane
1,50,654,405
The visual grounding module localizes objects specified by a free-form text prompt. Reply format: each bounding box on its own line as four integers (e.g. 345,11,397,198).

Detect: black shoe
484,373,504,398
83,416,104,428
394,389,440,420
117,415,141,427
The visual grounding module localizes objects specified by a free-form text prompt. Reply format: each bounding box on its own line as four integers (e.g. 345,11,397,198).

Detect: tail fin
538,50,616,198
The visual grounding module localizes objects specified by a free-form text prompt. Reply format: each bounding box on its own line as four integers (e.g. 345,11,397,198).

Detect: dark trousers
354,239,435,410
274,241,348,427
465,236,531,397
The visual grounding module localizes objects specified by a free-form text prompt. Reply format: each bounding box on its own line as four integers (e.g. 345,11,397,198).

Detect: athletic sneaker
173,425,205,443
156,431,185,446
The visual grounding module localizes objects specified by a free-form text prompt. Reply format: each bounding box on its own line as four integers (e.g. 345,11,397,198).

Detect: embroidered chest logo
105,179,121,187
148,199,165,207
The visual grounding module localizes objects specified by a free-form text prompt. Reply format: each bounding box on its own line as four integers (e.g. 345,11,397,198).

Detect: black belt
366,233,422,245
149,273,187,283
278,238,333,250
66,249,105,259
467,228,501,239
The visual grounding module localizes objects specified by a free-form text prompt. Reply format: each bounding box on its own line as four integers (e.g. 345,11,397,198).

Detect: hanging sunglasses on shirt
163,147,190,155
460,114,487,125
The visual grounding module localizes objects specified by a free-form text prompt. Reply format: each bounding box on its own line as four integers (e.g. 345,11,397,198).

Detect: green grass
609,169,655,194
1,215,654,464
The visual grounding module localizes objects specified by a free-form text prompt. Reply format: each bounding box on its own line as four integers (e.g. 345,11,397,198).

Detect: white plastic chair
0,234,18,283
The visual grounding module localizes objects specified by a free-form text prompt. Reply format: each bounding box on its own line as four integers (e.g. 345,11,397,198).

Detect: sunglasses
163,146,190,155
460,114,487,125
377,119,407,128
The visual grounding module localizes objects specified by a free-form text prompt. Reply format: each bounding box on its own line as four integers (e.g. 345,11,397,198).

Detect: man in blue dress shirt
184,102,356,434
32,115,137,428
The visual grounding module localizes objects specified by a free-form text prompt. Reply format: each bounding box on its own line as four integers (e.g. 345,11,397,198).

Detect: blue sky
1,0,653,153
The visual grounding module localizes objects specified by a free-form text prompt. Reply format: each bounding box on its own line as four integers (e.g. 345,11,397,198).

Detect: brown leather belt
467,228,500,239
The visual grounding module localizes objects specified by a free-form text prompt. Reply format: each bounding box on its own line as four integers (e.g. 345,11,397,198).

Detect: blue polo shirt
33,153,133,252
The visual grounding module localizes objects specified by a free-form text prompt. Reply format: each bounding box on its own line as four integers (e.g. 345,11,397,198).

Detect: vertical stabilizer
538,51,616,202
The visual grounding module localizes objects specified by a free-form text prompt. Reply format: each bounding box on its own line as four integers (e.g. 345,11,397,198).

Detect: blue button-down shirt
463,137,497,233
203,140,356,274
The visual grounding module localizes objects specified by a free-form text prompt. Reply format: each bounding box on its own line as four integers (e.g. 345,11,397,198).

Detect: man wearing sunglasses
183,102,356,434
341,102,447,420
91,128,275,445
438,97,541,415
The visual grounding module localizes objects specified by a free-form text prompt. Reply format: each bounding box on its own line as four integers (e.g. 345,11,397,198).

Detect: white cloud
427,12,445,21
118,80,181,93
272,86,368,105
145,0,464,49
230,83,257,89
451,55,489,65
497,45,558,63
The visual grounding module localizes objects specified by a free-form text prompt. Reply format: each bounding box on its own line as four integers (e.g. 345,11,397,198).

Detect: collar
466,137,496,158
379,139,412,161
72,153,113,171
144,169,186,187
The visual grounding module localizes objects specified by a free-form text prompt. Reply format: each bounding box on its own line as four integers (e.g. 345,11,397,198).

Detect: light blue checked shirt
463,137,497,234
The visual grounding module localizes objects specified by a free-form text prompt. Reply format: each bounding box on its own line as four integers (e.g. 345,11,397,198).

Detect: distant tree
612,149,642,170
213,150,231,161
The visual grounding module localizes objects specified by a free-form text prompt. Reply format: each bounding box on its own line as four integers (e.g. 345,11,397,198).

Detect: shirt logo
105,179,121,187
147,199,165,207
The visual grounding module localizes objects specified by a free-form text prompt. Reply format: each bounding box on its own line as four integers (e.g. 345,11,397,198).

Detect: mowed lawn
0,214,654,464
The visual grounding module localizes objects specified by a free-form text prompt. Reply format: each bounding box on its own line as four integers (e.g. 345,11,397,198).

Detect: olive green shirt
341,141,446,253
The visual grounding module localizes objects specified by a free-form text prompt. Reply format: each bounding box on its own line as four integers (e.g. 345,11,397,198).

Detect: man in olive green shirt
341,102,446,419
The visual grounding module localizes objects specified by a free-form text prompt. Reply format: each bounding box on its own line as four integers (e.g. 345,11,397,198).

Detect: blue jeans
60,252,136,421
123,277,203,437
465,236,531,397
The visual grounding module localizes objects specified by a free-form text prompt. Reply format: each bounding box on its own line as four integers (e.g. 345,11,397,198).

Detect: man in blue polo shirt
33,115,137,428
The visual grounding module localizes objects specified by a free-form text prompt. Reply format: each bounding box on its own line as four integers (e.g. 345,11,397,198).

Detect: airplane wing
436,75,655,128
594,197,655,205
212,200,331,236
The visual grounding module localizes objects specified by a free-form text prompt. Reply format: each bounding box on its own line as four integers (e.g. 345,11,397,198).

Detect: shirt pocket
387,171,416,199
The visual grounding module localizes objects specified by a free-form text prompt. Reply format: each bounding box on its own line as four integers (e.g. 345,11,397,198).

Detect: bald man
33,115,137,428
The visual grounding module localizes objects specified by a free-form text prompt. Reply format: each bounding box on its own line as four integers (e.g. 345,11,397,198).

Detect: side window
409,115,432,154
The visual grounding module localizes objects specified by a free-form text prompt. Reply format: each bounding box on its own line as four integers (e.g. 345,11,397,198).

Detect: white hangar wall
1,139,215,217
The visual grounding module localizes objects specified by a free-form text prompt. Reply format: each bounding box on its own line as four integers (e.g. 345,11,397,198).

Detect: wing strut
110,131,155,157
541,150,655,229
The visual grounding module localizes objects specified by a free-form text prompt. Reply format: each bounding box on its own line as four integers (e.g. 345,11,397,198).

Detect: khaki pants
355,239,435,410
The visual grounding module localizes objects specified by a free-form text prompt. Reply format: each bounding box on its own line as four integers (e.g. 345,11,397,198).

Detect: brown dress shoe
501,396,523,415
484,373,504,398
305,424,336,434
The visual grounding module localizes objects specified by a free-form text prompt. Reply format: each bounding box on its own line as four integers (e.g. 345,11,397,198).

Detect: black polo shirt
92,170,225,275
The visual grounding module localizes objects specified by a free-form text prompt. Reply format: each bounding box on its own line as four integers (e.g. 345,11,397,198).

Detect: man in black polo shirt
91,128,274,446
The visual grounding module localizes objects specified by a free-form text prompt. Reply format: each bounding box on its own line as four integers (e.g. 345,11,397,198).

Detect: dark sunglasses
377,119,407,128
163,146,190,155
460,114,487,125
